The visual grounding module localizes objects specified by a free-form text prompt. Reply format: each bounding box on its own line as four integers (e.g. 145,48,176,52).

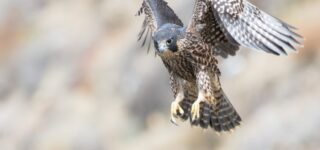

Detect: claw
170,92,184,124
170,100,184,124
170,118,179,126
191,100,201,120
191,93,205,121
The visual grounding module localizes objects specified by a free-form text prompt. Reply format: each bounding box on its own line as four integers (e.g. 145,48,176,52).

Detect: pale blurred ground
0,0,319,150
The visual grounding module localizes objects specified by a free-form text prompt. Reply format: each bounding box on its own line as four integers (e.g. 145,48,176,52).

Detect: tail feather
178,91,241,132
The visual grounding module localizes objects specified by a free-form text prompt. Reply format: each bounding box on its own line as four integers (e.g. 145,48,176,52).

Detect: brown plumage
136,0,302,132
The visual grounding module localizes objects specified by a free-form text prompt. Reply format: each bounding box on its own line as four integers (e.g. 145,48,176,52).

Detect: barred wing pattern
137,0,183,51
211,0,302,55
186,0,239,58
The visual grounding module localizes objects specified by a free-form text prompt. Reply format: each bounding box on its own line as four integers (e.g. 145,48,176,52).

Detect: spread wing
186,0,240,58
186,0,302,57
210,0,303,55
136,0,183,52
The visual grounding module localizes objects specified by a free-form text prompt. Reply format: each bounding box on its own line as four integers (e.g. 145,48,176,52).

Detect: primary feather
210,0,302,55
136,0,303,133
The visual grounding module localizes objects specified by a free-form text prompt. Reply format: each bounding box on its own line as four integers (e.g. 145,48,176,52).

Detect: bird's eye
166,39,172,45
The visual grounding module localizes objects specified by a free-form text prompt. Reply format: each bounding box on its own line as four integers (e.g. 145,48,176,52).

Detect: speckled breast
162,54,196,82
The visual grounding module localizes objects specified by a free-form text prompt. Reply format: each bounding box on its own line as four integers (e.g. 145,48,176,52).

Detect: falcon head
153,24,185,57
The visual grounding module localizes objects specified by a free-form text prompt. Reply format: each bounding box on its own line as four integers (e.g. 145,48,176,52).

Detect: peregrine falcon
136,0,302,132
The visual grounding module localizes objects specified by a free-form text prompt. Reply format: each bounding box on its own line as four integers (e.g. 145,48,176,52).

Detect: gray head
153,23,185,57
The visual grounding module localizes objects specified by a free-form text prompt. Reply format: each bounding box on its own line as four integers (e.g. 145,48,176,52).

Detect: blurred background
0,0,319,150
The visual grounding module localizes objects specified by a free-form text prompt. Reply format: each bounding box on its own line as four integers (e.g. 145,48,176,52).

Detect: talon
191,94,205,121
170,118,178,126
191,100,201,120
170,100,184,124
171,101,184,115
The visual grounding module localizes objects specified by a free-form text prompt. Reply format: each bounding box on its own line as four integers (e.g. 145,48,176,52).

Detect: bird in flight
136,0,302,132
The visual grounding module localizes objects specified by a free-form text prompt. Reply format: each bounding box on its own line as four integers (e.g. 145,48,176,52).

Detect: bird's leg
170,91,184,124
191,70,215,121
169,72,184,124
191,91,205,120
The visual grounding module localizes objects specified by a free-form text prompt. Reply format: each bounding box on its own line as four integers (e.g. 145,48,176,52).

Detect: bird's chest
162,56,196,82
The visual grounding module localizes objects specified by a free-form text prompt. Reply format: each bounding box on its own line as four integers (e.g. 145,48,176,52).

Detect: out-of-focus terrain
0,0,319,150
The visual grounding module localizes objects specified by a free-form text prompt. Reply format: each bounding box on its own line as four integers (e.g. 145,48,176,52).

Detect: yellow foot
191,98,204,121
170,100,184,124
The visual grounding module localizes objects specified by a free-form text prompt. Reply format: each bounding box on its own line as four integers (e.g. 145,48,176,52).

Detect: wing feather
211,0,303,55
185,0,302,57
186,0,240,58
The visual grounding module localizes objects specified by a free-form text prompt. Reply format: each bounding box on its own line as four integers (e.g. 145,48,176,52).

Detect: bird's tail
178,90,241,132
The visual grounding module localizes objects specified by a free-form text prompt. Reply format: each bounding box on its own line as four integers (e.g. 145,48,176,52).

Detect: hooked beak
157,42,168,53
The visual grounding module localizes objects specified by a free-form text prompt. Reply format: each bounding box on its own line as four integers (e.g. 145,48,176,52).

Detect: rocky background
0,0,319,150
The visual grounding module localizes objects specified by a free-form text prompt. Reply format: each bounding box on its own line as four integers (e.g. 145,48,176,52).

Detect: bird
136,0,302,132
